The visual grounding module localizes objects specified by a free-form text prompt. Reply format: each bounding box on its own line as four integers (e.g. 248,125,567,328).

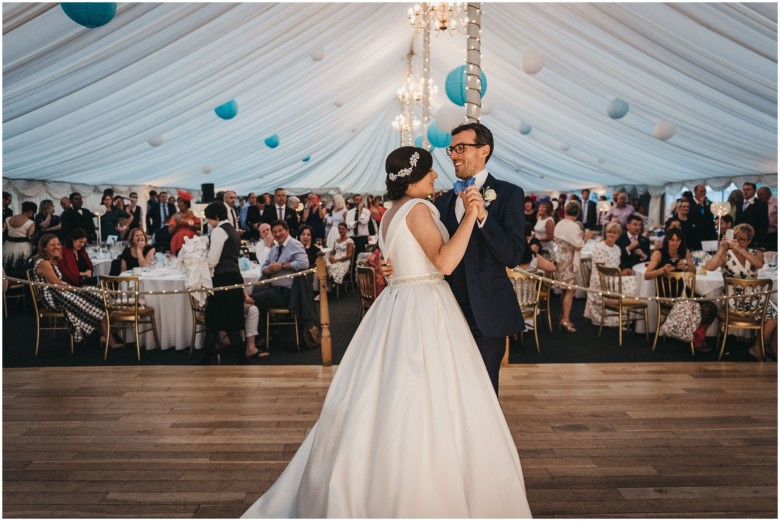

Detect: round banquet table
92,258,113,277
115,264,264,350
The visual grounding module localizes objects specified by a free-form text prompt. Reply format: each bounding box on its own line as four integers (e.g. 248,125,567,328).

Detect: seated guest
168,193,199,256
519,226,555,273
654,218,681,250
254,223,274,266
3,201,36,276
32,233,120,347
252,220,309,347
584,223,638,327
59,228,95,286
617,214,651,270
298,225,320,268
120,229,155,272
242,289,268,358
705,223,777,360
326,222,354,286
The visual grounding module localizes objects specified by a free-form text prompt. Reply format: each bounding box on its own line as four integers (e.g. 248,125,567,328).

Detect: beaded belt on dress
388,273,444,287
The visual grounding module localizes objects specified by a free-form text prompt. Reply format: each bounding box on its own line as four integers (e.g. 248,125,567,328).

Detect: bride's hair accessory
388,151,420,181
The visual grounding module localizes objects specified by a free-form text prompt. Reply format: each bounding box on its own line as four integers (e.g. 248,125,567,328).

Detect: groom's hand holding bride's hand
461,186,487,221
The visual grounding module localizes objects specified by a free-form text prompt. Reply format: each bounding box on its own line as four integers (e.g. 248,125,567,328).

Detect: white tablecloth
92,258,113,277
122,265,264,350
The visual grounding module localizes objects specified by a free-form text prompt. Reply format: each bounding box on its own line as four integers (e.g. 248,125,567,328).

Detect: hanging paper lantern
521,49,545,75
607,98,630,119
214,100,238,120
414,135,434,151
61,3,116,28
480,104,492,116
147,135,164,147
264,134,280,148
334,99,344,108
653,120,676,141
302,156,311,162
427,121,452,149
519,122,533,135
310,48,325,62
559,143,570,152
435,105,466,132
201,165,212,174
444,65,488,106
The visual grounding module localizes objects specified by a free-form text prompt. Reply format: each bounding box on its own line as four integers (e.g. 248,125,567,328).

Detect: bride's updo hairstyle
385,146,433,201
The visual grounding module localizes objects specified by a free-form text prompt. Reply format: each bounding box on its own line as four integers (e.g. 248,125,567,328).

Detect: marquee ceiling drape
3,2,777,195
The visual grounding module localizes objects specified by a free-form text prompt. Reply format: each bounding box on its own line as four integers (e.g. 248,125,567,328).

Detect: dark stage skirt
205,271,244,331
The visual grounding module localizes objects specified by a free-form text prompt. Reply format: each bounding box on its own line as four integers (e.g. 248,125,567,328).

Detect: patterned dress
326,238,353,284
583,242,638,327
33,258,105,343
721,250,777,319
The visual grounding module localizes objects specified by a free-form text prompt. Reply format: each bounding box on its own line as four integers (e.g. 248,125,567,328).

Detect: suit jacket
691,200,716,241
60,207,97,242
434,174,526,337
580,200,598,230
735,198,769,246
146,201,176,233
616,232,651,270
262,204,299,233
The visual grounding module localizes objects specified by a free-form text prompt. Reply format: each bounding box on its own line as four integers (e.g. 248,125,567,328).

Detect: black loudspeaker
201,183,215,203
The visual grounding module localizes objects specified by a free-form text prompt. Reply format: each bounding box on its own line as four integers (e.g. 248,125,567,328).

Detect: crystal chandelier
391,113,421,132
408,2,468,35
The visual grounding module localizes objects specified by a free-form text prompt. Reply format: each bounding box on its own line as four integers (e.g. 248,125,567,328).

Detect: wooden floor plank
3,363,776,518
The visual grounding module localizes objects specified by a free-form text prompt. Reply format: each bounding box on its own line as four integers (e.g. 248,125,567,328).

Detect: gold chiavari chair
717,277,773,361
653,271,696,355
99,275,160,361
506,268,543,353
596,265,649,347
356,265,377,321
27,269,74,356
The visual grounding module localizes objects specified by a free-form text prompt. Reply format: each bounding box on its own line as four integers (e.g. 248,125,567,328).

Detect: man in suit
691,184,716,242
222,190,244,237
579,188,598,230
617,214,651,272
433,123,525,395
251,220,312,347
735,182,768,247
756,186,777,251
262,188,299,233
146,190,175,235
60,192,97,242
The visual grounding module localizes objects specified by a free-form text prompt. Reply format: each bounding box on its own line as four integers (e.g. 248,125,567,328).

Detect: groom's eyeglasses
445,143,483,156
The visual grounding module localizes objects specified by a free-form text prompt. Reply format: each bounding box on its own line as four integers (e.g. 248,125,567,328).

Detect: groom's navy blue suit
435,173,526,393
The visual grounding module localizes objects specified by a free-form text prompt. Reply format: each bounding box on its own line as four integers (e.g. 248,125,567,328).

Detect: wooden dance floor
3,363,777,518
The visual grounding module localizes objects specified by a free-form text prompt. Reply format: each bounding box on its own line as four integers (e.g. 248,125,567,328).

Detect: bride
242,146,531,518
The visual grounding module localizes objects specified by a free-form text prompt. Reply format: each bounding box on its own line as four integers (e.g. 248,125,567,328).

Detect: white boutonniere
482,186,497,206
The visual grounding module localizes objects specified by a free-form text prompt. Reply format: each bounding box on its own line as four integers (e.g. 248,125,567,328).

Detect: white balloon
435,105,466,132
522,49,545,75
334,99,344,108
201,165,212,174
310,48,325,62
148,135,164,147
653,120,677,141
559,143,570,152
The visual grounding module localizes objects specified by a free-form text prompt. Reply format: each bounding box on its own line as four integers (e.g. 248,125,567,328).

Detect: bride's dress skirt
243,276,531,518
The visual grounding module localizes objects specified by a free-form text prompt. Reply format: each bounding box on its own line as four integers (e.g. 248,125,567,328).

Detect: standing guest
145,190,159,231
523,196,537,231
580,189,597,230
112,196,134,240
691,184,716,241
735,182,771,247
584,222,638,327
59,196,72,213
370,195,386,224
3,201,37,276
59,228,95,286
222,190,243,235
32,233,120,347
119,229,156,272
60,192,96,242
667,199,702,251
195,201,248,364
617,214,651,270
554,201,596,333
705,223,777,360
326,222,354,287
126,192,142,234
302,194,327,243
251,220,309,346
254,223,274,267
168,196,176,207
168,193,199,256
245,194,266,240
146,191,175,235
555,193,568,221
99,194,131,242
533,199,555,255
298,225,321,268
262,188,299,233
3,191,14,221
34,199,62,243
756,187,777,250
631,197,647,218
717,214,734,241
325,194,348,248
604,192,635,228
727,189,743,221
346,193,371,258
240,192,256,230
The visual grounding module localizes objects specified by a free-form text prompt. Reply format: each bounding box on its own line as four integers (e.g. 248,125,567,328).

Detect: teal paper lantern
427,121,451,149
519,122,533,135
445,65,488,107
61,3,116,28
302,156,311,162
265,134,280,148
214,100,238,120
607,98,629,119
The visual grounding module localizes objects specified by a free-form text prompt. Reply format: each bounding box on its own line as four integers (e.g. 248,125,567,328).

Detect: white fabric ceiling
3,2,778,196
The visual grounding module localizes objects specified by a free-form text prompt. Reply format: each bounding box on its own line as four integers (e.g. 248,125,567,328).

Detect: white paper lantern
435,105,466,132
480,104,492,116
653,120,677,141
334,99,344,108
522,49,545,75
148,135,164,147
201,165,212,174
310,48,325,62
559,143,570,152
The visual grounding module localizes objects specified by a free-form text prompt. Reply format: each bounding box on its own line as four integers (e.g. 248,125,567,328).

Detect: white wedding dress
242,199,531,518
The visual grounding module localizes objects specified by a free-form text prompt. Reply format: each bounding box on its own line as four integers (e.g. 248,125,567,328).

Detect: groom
435,123,526,395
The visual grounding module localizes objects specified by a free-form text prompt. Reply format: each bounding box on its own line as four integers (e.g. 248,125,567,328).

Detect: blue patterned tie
453,177,476,193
